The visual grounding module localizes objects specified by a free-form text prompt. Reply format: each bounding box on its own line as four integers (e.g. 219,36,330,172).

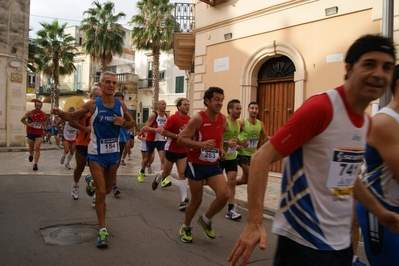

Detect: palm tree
35,20,77,107
80,0,126,74
130,0,175,111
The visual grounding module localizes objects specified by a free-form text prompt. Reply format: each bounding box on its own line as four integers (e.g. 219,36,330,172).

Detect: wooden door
257,77,295,173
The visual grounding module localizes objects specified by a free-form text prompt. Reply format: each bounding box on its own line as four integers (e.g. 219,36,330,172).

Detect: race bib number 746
326,149,363,188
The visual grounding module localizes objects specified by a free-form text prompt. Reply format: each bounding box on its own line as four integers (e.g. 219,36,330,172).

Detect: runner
21,100,46,171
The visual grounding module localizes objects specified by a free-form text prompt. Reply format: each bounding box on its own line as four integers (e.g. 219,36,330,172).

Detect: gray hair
91,87,101,94
99,71,117,83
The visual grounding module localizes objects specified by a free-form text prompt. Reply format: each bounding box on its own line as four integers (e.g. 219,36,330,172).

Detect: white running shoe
65,163,71,170
147,166,153,174
71,182,79,200
225,205,242,220
60,155,65,164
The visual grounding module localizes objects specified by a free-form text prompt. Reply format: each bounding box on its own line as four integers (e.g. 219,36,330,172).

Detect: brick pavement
0,140,281,216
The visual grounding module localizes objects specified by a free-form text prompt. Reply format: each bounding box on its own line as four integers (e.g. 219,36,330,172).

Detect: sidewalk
0,140,281,216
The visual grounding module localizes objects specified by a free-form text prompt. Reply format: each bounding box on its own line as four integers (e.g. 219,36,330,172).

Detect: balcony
199,0,228,6
92,73,138,85
138,78,153,90
173,3,195,71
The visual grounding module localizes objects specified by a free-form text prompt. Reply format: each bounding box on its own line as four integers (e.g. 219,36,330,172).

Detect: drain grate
40,224,98,245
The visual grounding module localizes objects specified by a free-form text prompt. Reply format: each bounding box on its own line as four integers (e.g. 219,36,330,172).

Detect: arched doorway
240,41,306,175
257,56,295,173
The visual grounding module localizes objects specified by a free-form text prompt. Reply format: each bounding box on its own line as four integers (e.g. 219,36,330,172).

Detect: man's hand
227,223,267,266
378,210,399,233
201,139,216,150
113,115,124,126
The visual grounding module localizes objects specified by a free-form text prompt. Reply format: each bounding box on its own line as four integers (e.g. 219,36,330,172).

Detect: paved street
0,140,367,265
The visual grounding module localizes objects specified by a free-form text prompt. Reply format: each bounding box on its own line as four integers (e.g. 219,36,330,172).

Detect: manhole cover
40,224,98,245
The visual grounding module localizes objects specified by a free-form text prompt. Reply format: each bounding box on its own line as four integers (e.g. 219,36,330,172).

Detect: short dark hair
345,34,396,66
114,92,124,100
34,100,42,107
203,87,224,106
227,99,240,114
390,65,399,95
248,101,258,108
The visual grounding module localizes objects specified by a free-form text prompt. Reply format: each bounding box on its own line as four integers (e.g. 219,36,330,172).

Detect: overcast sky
29,0,191,37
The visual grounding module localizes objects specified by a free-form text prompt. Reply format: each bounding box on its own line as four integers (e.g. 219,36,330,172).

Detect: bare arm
228,141,284,266
367,113,399,181
161,128,179,140
142,112,159,133
354,178,399,233
52,101,94,122
20,111,33,127
68,119,90,133
177,113,216,150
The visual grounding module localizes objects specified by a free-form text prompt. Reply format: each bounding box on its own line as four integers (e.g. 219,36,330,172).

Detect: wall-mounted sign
11,73,23,83
214,57,229,72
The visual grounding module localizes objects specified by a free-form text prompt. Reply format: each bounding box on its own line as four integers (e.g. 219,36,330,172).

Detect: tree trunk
53,54,60,107
152,46,160,111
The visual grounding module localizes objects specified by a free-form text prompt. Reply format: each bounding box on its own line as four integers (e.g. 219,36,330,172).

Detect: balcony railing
138,78,153,89
174,3,195,33
92,73,139,84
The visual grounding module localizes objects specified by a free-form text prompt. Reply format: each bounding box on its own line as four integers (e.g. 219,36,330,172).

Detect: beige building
174,0,399,172
0,0,30,147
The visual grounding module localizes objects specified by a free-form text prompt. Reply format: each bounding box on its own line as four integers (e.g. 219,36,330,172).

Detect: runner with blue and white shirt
52,71,135,248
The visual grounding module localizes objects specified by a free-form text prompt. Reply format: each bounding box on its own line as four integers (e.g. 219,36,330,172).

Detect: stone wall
0,0,30,147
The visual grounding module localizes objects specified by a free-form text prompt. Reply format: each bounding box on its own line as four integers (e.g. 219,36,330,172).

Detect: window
148,62,153,88
73,64,81,91
159,70,165,81
175,76,184,93
142,108,149,124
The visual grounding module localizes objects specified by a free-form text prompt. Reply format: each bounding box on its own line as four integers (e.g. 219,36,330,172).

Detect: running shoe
179,225,193,243
353,257,366,266
225,205,242,220
197,215,215,239
179,198,189,212
65,163,71,170
28,154,33,162
147,166,153,174
71,182,79,200
161,178,172,188
60,155,65,164
112,184,121,196
32,164,38,171
151,174,160,191
120,159,126,166
96,229,109,248
92,194,96,207
85,174,95,197
138,171,144,183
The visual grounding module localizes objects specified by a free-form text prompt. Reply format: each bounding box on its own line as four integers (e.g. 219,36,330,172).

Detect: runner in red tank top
20,100,46,171
176,87,229,243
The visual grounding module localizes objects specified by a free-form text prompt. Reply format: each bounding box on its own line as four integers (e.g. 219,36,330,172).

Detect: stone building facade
0,0,30,147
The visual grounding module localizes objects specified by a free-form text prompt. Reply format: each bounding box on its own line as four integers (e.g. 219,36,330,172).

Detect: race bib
199,148,219,163
67,129,76,135
327,149,363,188
33,122,42,129
226,146,236,155
100,138,117,154
248,138,259,148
